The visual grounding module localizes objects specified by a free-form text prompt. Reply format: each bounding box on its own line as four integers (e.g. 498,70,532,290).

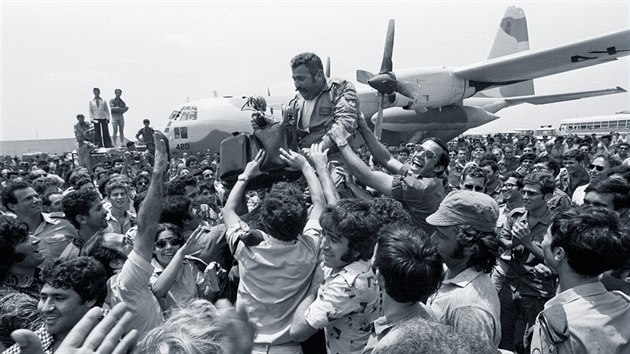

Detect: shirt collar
442,267,483,288
545,281,608,308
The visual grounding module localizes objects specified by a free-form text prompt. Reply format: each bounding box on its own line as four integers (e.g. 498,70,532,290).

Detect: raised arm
223,150,265,227
134,133,167,261
305,143,339,205
279,148,326,221
329,125,394,196
355,114,404,175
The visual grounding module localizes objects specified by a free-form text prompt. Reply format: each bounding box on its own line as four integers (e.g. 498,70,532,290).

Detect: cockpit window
168,110,181,121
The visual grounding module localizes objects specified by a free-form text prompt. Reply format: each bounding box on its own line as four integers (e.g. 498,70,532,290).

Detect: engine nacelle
394,67,475,110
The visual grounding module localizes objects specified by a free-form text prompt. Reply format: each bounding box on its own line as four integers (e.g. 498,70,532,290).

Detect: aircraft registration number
175,143,190,150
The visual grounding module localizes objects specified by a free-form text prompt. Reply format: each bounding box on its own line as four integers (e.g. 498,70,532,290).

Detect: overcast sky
2,0,628,141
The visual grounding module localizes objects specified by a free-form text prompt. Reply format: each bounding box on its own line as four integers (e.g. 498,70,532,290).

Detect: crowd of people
0,52,629,354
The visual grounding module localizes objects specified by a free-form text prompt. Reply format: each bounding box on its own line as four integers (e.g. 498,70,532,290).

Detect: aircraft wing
465,87,626,114
503,86,627,105
454,29,630,84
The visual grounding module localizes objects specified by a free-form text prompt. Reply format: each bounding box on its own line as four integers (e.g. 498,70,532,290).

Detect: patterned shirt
3,325,53,354
305,260,380,354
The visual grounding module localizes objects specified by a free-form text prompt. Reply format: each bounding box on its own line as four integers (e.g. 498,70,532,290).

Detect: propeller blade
379,19,395,74
397,81,421,99
357,70,375,84
374,94,384,140
325,57,331,78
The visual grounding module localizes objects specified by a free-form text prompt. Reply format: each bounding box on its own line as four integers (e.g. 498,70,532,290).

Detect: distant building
0,138,75,157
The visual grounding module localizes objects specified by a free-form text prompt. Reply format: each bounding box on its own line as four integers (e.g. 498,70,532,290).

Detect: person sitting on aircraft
328,117,449,235
253,52,359,157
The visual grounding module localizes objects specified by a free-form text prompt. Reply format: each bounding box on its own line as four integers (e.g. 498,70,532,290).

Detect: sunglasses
502,183,517,190
155,237,183,249
619,147,629,150
463,184,484,192
589,164,605,172
416,146,436,159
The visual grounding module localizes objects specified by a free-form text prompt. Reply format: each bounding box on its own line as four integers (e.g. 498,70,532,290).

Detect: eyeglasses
463,184,484,192
416,146,435,159
155,238,183,249
589,164,605,172
619,147,629,150
521,190,542,197
502,183,517,190
532,164,549,172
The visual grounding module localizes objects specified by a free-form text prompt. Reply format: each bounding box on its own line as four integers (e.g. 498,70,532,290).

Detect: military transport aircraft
163,6,629,158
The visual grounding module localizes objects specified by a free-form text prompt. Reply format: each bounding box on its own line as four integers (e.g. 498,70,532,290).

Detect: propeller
356,19,421,139
325,57,331,78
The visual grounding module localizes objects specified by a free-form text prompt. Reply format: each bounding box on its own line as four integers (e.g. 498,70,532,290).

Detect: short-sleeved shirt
530,282,630,354
226,219,322,345
32,213,76,263
391,174,445,234
304,259,380,354
150,258,204,313
429,267,502,347
501,207,556,297
109,250,163,337
105,210,136,235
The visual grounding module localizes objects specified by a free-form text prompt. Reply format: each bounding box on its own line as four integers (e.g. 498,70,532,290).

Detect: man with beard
426,190,502,348
60,189,109,258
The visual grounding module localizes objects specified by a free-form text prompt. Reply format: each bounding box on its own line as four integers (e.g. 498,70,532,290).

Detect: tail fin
476,6,534,97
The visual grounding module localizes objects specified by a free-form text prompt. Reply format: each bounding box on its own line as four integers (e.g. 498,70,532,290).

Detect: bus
557,113,630,137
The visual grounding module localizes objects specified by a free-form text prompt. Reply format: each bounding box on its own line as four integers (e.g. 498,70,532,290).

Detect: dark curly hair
320,199,379,261
0,215,30,278
167,175,198,196
62,189,101,229
290,52,324,78
550,206,630,277
454,225,500,273
80,231,128,279
374,223,443,303
40,257,108,306
370,196,411,227
260,182,307,241
160,196,192,229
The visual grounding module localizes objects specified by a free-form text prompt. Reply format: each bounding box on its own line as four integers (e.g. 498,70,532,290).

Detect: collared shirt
502,207,556,297
108,250,163,338
530,282,630,354
305,259,380,354
89,98,110,120
548,188,573,212
362,302,436,354
571,183,588,205
149,258,204,313
391,174,445,235
32,213,76,262
226,219,322,346
105,210,136,235
74,121,93,147
428,267,502,347
286,77,359,150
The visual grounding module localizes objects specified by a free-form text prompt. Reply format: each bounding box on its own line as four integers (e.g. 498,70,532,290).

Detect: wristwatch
336,139,348,147
237,174,248,182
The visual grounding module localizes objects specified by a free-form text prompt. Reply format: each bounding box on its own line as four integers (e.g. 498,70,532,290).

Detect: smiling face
409,140,444,178
153,229,183,267
108,187,129,211
13,235,45,270
588,157,609,183
38,284,93,339
10,187,42,217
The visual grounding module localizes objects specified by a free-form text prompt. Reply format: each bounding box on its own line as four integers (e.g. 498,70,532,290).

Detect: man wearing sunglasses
459,165,486,194
498,172,557,353
329,118,449,234
572,153,619,205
